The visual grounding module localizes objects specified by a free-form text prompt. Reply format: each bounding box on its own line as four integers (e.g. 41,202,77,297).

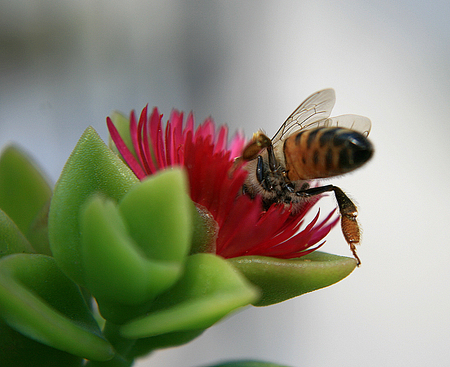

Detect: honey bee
239,89,374,265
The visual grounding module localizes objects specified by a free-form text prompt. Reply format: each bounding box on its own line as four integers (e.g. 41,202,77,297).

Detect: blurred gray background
1,1,450,366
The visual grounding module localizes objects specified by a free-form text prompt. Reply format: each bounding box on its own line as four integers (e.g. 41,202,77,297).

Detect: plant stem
84,321,137,367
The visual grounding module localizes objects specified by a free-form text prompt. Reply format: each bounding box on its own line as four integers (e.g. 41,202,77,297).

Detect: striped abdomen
283,127,374,181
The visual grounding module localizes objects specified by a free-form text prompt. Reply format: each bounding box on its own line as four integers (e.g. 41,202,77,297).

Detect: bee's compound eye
256,155,265,184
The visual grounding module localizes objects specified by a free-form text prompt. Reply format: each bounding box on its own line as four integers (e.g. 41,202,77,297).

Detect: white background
1,1,450,366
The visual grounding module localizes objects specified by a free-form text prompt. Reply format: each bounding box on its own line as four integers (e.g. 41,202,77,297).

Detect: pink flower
107,106,338,259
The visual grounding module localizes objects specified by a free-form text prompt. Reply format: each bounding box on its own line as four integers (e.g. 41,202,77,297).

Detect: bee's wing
322,114,372,137
271,88,336,145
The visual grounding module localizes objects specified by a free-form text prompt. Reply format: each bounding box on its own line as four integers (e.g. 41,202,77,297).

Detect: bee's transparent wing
272,88,336,145
322,114,372,137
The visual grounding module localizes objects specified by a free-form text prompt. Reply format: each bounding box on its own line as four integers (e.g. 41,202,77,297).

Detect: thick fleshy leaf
206,362,292,367
127,329,205,359
118,169,193,263
0,253,114,361
0,145,52,238
48,127,139,285
26,200,52,256
80,194,182,317
120,253,259,339
0,209,35,258
0,321,83,367
229,251,357,306
189,204,219,255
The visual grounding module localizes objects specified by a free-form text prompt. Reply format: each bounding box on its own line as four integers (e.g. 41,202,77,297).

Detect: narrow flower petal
214,125,228,153
228,130,247,159
107,118,146,180
141,106,158,173
149,108,166,169
130,110,148,173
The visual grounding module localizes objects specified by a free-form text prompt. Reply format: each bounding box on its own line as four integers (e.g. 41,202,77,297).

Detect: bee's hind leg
295,184,362,266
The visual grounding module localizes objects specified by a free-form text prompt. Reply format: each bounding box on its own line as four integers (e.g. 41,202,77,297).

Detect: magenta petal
129,110,147,172
183,113,195,141
164,117,173,165
214,125,228,153
168,110,183,165
137,106,154,174
229,130,247,159
107,117,146,179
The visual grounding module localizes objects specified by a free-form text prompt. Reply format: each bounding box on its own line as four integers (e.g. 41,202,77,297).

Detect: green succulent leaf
80,193,183,320
229,251,357,306
189,204,219,255
26,200,52,256
127,329,205,359
0,145,52,238
48,127,139,285
118,169,193,263
0,209,35,258
120,253,259,339
0,253,114,361
0,320,83,367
